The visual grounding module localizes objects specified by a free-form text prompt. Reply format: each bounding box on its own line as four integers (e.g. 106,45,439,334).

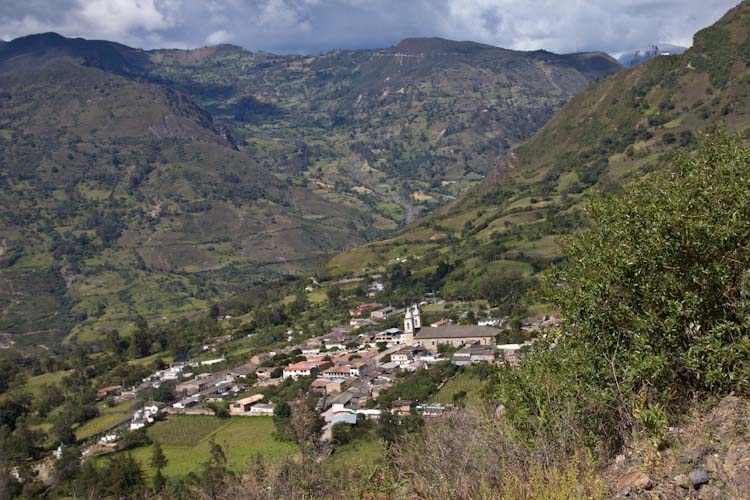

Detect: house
203,335,233,352
498,344,523,366
130,420,147,431
417,403,451,417
175,381,201,396
349,361,370,377
326,378,349,395
199,357,225,366
176,374,222,396
416,352,439,364
391,400,416,416
130,405,159,429
325,382,372,410
430,319,450,328
311,377,347,395
230,394,264,416
392,346,423,365
357,331,377,344
299,340,322,355
477,318,502,327
375,327,402,344
227,363,257,380
322,365,354,379
250,353,272,365
349,303,383,317
282,360,333,380
154,365,185,381
331,412,358,426
311,378,332,393
354,408,382,420
370,306,396,320
322,332,351,351
173,396,200,409
97,385,123,400
452,343,499,366
250,403,276,416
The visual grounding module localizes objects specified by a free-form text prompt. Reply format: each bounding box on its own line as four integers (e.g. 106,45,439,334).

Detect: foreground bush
495,130,750,453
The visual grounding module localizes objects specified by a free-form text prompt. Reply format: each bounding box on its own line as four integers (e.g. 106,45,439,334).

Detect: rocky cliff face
608,396,750,499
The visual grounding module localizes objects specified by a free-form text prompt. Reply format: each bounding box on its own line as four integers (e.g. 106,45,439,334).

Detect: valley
0,33,619,346
2,2,750,499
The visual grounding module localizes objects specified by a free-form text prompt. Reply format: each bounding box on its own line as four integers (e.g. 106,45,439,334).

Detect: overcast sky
0,0,741,56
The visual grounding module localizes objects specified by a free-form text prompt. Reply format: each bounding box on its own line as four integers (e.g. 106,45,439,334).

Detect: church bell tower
403,304,421,345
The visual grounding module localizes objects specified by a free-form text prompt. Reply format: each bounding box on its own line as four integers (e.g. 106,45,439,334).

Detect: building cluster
97,299,546,445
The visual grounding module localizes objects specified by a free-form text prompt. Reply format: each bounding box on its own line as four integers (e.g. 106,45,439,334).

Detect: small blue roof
331,413,358,425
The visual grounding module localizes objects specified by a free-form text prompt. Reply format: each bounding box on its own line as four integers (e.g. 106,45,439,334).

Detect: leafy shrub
493,131,750,453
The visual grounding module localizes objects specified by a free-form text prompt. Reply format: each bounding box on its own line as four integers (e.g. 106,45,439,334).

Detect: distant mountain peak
392,37,503,55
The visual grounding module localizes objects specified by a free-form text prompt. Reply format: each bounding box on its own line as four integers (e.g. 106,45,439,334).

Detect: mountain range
323,1,750,313
0,32,620,348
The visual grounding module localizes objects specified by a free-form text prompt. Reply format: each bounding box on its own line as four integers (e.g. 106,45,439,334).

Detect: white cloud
257,0,313,32
0,0,741,54
205,29,232,45
76,0,180,37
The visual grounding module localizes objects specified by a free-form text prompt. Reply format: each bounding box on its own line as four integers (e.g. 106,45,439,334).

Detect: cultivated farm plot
76,412,131,441
430,372,487,409
326,438,385,471
23,370,72,396
106,415,298,481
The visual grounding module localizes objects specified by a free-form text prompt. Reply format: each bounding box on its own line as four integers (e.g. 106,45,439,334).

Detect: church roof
415,324,499,340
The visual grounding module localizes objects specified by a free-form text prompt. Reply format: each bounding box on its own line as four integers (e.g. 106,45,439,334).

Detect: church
403,305,500,352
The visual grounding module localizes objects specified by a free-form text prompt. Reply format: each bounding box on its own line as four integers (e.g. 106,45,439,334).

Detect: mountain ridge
322,0,750,315
0,31,621,347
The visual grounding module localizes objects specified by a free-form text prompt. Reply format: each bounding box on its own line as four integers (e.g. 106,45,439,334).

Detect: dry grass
159,409,606,500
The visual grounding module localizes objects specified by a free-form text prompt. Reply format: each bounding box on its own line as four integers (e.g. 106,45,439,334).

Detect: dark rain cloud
0,0,740,56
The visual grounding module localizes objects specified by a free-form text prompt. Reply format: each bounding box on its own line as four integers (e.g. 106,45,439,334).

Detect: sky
0,0,741,56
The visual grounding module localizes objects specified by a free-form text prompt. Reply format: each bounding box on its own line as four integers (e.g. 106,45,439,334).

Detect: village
87,295,556,453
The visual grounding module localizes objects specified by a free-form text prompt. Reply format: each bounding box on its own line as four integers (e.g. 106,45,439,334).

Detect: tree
150,441,168,492
74,459,102,499
331,422,353,445
129,316,152,359
0,391,33,431
209,302,221,320
326,284,342,307
106,329,127,357
106,454,144,498
202,438,230,499
377,410,400,445
452,390,468,408
51,412,76,446
476,268,530,308
290,392,324,455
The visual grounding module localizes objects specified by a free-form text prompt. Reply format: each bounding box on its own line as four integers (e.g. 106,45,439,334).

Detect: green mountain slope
324,1,750,313
0,33,619,347
0,52,364,348
144,38,620,226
